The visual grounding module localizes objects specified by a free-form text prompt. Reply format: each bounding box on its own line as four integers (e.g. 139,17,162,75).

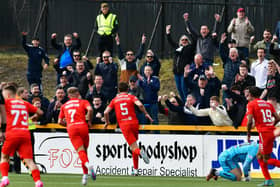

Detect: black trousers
97,34,114,57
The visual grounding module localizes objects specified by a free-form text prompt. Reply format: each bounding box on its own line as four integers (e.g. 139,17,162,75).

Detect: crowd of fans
5,4,280,128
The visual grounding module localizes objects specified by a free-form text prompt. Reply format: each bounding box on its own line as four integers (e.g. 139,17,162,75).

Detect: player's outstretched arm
30,108,44,121
104,106,112,129
36,108,44,116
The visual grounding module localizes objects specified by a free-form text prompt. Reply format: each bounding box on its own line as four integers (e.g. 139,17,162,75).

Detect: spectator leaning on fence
166,24,195,102
139,50,161,77
227,8,254,59
184,12,221,66
115,34,145,83
21,32,49,90
94,50,118,102
159,94,197,125
250,48,269,90
95,2,119,57
32,97,47,125
91,96,106,124
187,96,233,126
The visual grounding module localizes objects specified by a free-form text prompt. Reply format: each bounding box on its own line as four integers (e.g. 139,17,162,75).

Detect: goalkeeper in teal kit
207,142,259,181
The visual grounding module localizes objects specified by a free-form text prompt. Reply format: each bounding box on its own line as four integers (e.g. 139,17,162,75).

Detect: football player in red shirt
58,87,95,185
247,86,280,186
104,82,153,176
0,85,44,187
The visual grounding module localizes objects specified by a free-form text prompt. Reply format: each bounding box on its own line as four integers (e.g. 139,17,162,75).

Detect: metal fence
1,0,280,57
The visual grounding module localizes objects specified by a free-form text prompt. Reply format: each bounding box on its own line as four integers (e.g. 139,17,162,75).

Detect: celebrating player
104,82,152,176
0,85,44,187
247,86,280,186
58,87,95,185
207,142,259,182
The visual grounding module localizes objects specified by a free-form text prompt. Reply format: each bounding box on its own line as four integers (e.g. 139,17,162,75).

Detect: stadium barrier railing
36,123,257,132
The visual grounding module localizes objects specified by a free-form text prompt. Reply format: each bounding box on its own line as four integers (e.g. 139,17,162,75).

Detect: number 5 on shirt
120,103,128,115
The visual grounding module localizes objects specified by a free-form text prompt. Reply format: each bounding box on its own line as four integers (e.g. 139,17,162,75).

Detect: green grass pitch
6,173,280,187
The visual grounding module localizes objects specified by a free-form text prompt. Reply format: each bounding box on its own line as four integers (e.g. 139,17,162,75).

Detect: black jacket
166,33,195,75
51,37,81,58
51,37,81,74
225,90,247,128
231,74,255,93
185,20,219,62
22,35,49,76
28,94,50,112
92,104,106,124
185,76,216,108
140,56,161,77
94,62,118,97
68,70,93,99
46,96,68,123
85,86,107,103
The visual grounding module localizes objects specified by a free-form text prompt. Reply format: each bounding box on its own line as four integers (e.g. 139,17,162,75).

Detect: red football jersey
247,98,276,132
59,98,91,127
108,93,139,125
5,98,38,132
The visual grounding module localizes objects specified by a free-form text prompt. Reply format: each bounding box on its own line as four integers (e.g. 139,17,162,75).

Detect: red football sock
132,152,139,169
258,159,271,180
31,169,41,182
267,158,280,167
78,150,89,165
82,164,88,175
0,162,9,177
133,148,141,156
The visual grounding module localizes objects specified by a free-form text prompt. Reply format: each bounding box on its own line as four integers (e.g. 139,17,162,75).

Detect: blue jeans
136,112,146,125
144,103,158,124
174,74,187,102
136,112,146,134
